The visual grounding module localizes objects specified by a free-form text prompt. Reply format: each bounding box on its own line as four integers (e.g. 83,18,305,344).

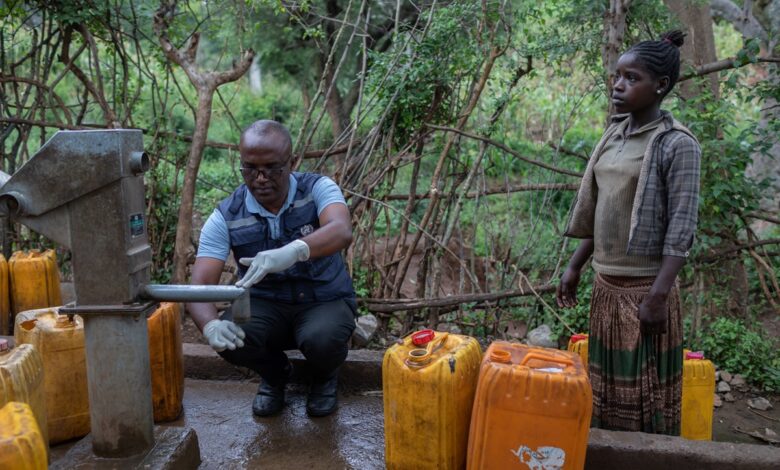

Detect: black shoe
306,375,339,417
253,380,285,417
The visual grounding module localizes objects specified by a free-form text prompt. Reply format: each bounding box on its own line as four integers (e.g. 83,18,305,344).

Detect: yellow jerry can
15,308,90,444
0,338,48,449
0,401,47,470
383,330,482,470
681,350,715,440
467,342,592,470
9,250,62,317
0,254,10,335
566,333,589,368
148,302,184,422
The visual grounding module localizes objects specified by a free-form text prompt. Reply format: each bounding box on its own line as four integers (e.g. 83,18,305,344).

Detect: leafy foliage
365,1,486,142
690,317,780,391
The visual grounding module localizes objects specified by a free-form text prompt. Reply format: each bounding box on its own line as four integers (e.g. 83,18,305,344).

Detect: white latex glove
202,319,246,352
235,239,310,288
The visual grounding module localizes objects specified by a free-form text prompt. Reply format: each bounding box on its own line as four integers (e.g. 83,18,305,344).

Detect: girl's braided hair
625,30,686,97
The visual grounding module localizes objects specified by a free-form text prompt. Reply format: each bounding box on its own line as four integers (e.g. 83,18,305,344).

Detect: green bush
691,317,780,392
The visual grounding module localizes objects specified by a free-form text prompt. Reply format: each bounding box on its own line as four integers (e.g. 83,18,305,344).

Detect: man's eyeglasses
239,165,287,180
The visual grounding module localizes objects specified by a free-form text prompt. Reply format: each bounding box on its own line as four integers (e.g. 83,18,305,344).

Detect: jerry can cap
0,339,8,352
411,329,435,346
570,333,588,343
685,351,705,360
490,349,512,363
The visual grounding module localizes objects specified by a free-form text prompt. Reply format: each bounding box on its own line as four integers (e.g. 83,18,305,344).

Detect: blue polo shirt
197,174,347,261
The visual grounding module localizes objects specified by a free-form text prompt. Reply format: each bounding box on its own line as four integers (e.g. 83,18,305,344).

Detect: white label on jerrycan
510,445,565,470
535,367,564,373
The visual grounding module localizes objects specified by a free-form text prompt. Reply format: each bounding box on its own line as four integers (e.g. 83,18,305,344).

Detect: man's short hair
241,120,292,157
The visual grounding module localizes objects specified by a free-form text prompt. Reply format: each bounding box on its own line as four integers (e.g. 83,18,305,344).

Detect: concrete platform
50,427,200,470
51,375,780,470
178,344,780,470
586,428,780,470
160,379,385,470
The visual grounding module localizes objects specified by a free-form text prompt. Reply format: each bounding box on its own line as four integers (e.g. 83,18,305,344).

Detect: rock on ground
748,397,773,411
527,324,557,349
352,314,378,347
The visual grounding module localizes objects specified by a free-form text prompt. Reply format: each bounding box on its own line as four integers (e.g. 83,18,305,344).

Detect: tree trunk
154,3,254,284
710,0,780,228
172,91,214,283
602,0,633,117
666,0,720,98
743,0,780,226
319,48,349,140
667,0,749,317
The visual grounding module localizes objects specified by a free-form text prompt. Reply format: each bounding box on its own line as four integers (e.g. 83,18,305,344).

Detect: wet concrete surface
47,377,780,470
159,379,385,470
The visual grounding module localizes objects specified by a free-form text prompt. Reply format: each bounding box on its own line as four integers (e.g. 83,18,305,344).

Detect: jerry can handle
405,332,449,368
520,352,574,368
427,332,449,352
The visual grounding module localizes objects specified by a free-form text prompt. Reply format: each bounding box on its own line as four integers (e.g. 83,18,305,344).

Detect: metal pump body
0,130,247,459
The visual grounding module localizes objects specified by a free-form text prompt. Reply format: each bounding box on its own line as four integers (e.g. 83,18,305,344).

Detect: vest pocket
229,225,265,248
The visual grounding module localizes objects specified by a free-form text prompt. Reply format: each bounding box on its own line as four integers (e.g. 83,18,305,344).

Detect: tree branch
0,76,72,124
709,0,766,41
548,142,588,161
359,284,556,312
59,25,120,127
680,55,780,81
426,124,584,178
746,212,780,225
695,239,780,263
0,117,353,159
382,183,578,201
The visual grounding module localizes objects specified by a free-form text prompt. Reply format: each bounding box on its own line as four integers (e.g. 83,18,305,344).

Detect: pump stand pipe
139,285,251,323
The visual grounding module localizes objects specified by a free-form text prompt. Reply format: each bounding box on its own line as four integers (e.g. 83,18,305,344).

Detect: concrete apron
50,427,200,470
186,344,780,470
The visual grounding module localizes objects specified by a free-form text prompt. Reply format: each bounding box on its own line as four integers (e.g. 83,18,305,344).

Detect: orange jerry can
15,307,90,444
467,342,592,470
148,302,184,422
681,350,716,440
0,338,48,448
567,333,589,368
0,402,47,470
383,329,482,470
9,250,62,317
0,254,10,335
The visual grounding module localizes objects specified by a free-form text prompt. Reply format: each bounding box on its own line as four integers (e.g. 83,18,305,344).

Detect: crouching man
187,119,356,417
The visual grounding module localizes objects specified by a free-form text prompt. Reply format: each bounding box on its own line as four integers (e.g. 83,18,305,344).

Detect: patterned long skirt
588,273,683,435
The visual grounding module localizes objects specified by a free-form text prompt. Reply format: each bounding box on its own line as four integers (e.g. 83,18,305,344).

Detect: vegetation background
2,0,779,390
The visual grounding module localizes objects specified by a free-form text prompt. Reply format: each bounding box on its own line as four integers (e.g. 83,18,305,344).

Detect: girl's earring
656,90,663,94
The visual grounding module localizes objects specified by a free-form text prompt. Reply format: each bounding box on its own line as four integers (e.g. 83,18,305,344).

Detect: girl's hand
638,290,668,335
557,267,581,308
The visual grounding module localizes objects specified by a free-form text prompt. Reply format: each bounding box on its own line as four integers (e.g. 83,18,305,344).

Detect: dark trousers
218,296,356,385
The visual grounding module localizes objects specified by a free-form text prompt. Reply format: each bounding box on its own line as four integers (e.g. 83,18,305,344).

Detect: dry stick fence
309,8,591,337
7,112,777,337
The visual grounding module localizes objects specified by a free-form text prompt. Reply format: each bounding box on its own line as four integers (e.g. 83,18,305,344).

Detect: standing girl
557,30,701,435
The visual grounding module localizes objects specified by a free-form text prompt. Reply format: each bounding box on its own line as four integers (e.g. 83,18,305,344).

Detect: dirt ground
712,389,780,445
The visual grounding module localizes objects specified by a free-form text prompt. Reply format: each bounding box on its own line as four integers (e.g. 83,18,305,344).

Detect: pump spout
139,284,251,324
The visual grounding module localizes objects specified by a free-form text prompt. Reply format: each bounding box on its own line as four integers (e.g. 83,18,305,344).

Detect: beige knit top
592,116,664,276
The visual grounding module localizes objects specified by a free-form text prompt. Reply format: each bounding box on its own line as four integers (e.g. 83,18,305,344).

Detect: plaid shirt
565,111,701,258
